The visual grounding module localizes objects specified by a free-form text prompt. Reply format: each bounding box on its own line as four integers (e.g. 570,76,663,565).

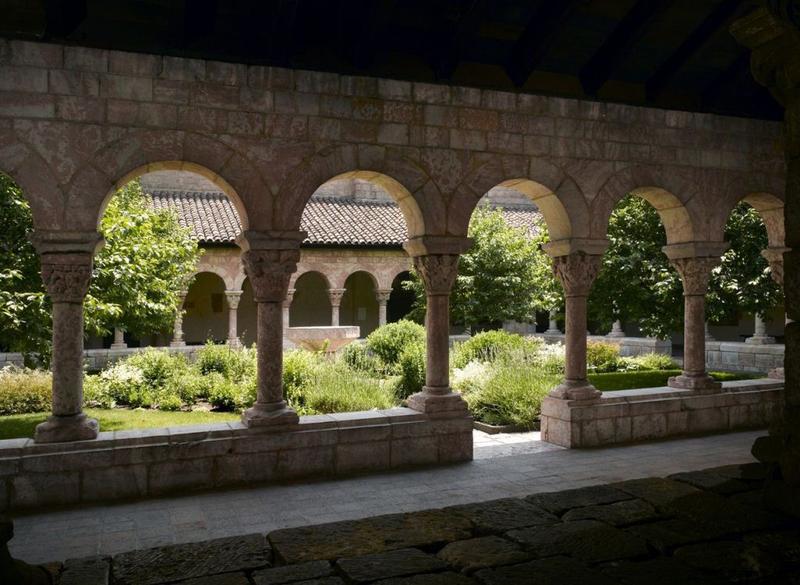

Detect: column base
606,332,625,338
406,388,469,418
110,342,128,349
227,338,242,348
242,402,299,428
668,374,721,392
746,335,776,345
34,413,99,443
544,328,562,335
548,379,601,401
170,340,186,347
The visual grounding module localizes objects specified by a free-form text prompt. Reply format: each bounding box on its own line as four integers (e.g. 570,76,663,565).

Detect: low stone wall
541,378,783,448
532,334,672,357
0,408,472,513
705,341,784,372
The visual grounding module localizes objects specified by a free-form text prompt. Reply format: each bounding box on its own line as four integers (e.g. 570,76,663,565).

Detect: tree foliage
407,207,556,330
87,180,202,338
0,176,201,358
588,195,683,339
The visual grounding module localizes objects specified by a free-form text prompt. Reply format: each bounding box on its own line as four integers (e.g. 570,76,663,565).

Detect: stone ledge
541,379,782,448
0,408,472,512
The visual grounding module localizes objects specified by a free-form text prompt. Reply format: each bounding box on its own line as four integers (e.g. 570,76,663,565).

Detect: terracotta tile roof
147,190,541,246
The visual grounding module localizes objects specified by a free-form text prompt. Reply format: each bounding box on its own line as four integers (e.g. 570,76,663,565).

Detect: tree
87,180,202,339
407,207,553,330
0,176,201,358
588,195,683,339
0,174,51,359
707,202,783,322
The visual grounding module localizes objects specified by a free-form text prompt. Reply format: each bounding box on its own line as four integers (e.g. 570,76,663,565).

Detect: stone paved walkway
11,430,761,565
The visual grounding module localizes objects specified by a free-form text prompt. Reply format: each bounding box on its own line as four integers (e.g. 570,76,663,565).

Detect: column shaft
51,302,85,417
376,289,392,327
425,293,449,391
170,291,188,347
564,293,589,383
257,301,284,406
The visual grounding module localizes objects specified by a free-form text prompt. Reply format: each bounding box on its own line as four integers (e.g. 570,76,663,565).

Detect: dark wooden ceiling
0,0,783,120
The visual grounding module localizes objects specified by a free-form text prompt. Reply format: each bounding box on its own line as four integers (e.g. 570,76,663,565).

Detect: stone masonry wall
0,40,784,242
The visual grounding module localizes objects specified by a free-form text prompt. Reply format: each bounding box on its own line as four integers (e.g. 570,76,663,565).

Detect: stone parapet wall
0,408,472,512
541,378,782,448
706,341,784,372
531,333,672,357
0,346,204,372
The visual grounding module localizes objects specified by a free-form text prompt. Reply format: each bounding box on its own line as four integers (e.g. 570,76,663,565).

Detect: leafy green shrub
97,362,150,407
155,391,183,411
287,360,396,415
283,350,321,395
207,374,256,411
631,353,678,371
0,367,51,415
451,330,541,368
83,374,115,409
586,341,621,373
463,362,558,427
341,342,382,374
196,342,255,381
127,348,187,388
395,342,426,399
365,320,425,371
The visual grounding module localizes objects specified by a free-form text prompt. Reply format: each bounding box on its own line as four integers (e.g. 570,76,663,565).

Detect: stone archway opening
183,272,229,344
290,271,332,327
388,271,415,323
340,271,379,338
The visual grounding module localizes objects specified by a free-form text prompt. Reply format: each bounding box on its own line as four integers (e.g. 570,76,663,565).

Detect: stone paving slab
34,460,800,585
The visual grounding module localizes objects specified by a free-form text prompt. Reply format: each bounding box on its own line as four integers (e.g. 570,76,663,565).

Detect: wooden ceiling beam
579,0,674,97
645,0,743,101
506,0,583,88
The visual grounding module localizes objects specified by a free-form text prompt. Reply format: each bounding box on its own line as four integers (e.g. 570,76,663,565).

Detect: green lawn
0,408,239,441
589,369,757,392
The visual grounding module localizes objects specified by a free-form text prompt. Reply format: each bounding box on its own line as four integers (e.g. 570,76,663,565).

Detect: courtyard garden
0,322,753,440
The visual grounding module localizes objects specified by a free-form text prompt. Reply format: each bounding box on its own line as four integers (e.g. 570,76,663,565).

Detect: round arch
183,271,228,344
341,270,379,337
0,138,64,230
290,271,332,327
387,270,415,323
276,144,433,238
593,166,699,244
448,156,590,242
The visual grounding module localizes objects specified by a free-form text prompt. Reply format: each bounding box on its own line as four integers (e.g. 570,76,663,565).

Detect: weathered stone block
475,555,616,585
64,46,108,72
413,83,450,104
276,446,335,478
336,441,390,473
526,484,632,515
12,471,80,508
81,464,147,501
447,498,558,534
611,477,700,507
213,451,278,486
112,534,270,585
251,560,332,585
60,556,110,585
437,536,528,573
8,40,63,67
336,548,447,583
561,498,660,526
0,91,55,118
109,51,162,76
0,65,48,93
56,96,105,122
148,458,214,495
161,56,206,81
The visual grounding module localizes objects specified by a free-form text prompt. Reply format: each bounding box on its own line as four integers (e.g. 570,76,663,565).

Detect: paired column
170,290,188,347
403,236,472,417
225,290,243,347
328,288,346,326
31,231,103,443
238,230,305,428
545,309,561,334
376,289,392,326
666,254,724,392
111,327,127,349
548,252,602,400
607,320,625,338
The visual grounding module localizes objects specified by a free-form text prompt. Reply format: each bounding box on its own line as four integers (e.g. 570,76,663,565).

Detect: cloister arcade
0,38,792,508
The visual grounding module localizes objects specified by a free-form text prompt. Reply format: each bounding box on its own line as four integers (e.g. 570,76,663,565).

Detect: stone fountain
285,326,361,353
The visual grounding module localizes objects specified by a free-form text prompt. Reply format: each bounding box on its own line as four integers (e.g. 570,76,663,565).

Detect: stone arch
275,144,434,237
593,166,699,244
188,266,235,292
341,270,380,337
448,155,590,242
290,269,332,290
717,173,785,248
184,271,229,344
341,268,379,291
0,133,65,230
290,271,332,327
65,130,266,231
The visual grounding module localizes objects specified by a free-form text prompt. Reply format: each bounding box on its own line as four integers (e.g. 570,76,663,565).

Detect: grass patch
589,370,757,392
0,408,239,441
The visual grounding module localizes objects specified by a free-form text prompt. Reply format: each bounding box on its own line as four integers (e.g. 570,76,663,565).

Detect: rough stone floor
11,429,762,568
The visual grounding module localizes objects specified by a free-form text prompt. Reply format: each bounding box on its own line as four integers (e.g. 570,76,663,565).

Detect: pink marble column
283,288,295,330
668,256,722,392
328,288,346,326
403,236,472,417
31,231,102,443
376,289,392,326
238,231,305,428
170,290,188,347
225,290,243,347
548,252,602,400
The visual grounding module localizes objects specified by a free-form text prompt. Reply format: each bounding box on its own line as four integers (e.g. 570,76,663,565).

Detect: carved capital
375,288,393,303
413,254,460,295
242,249,300,303
552,252,601,297
284,288,296,308
40,253,93,303
225,290,243,310
328,288,347,306
670,256,720,296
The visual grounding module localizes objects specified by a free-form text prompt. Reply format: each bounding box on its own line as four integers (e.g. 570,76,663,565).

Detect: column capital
669,256,721,296
762,247,790,286
225,290,243,309
412,254,460,296
403,235,472,257
328,288,347,306
375,288,393,303
30,231,103,303
551,252,602,298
